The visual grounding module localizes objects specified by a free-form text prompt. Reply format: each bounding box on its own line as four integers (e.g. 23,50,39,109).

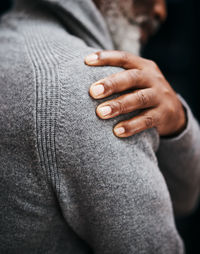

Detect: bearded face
96,0,165,55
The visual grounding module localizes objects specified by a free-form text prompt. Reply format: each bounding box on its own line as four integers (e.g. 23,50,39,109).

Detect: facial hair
99,0,141,55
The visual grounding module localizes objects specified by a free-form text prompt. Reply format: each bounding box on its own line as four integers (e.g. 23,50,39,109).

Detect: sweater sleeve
157,96,200,216
55,54,184,254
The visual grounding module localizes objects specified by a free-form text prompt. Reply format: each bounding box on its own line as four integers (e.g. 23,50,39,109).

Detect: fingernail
91,84,105,97
85,54,98,64
98,106,112,116
114,127,125,136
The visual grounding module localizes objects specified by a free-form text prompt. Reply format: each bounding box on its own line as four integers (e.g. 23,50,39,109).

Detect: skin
132,0,167,43
85,51,186,138
86,0,186,138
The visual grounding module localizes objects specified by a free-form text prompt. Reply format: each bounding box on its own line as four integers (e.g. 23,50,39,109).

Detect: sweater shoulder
0,16,159,191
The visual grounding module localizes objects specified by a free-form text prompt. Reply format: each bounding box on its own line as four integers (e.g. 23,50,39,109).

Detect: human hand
85,51,186,138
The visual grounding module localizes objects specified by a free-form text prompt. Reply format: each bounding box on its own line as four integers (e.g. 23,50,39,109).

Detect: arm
55,54,184,253
84,50,200,217
157,97,200,216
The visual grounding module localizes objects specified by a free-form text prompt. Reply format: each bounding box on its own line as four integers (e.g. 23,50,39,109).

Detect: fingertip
96,107,106,120
89,83,105,99
84,53,99,65
113,126,126,137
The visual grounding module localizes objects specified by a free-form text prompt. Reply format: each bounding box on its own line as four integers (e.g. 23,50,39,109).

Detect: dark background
1,0,200,253
142,0,200,121
0,0,12,15
142,0,200,253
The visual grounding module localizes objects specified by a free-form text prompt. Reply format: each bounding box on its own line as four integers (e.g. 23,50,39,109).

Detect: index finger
84,50,145,70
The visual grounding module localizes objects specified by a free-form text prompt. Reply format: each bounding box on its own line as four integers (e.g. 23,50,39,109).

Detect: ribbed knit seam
22,20,60,195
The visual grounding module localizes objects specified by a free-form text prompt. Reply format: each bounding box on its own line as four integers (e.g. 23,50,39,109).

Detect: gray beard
101,2,141,55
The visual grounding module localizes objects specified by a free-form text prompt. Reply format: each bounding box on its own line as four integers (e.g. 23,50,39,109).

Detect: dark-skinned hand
85,50,186,138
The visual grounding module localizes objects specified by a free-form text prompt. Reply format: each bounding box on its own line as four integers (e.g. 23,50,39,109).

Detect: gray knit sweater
0,0,200,253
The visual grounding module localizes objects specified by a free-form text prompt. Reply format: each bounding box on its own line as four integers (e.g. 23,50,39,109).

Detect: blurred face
133,0,167,43
94,0,167,54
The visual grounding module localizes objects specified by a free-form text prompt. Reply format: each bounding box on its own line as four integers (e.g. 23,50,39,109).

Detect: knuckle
136,90,149,106
162,86,171,96
128,69,141,82
147,60,158,70
104,78,117,93
145,116,154,129
120,51,130,67
113,100,126,114
167,102,176,117
154,72,165,84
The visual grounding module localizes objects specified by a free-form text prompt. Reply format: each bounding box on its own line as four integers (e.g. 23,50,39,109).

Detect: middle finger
96,88,157,119
90,69,149,99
